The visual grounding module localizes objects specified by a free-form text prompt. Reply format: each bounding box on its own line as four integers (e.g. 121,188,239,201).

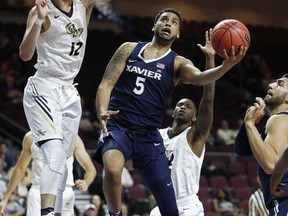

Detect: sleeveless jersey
258,111,288,208
35,0,87,82
159,127,205,199
109,42,177,127
30,143,75,187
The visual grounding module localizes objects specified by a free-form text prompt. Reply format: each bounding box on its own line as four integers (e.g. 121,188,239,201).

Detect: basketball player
235,74,288,215
150,29,215,216
94,8,247,216
0,131,96,216
19,0,101,215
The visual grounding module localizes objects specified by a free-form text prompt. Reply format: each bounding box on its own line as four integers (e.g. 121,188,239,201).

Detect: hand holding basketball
211,19,251,58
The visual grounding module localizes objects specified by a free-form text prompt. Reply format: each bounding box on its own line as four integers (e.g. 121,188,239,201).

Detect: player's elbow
19,50,32,61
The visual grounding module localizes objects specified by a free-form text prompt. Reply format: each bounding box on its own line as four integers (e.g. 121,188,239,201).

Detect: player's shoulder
121,42,138,50
174,55,193,67
116,42,138,56
267,112,288,128
80,0,98,8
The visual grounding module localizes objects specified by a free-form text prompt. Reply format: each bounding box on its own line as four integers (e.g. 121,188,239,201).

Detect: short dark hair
154,8,183,30
282,73,288,78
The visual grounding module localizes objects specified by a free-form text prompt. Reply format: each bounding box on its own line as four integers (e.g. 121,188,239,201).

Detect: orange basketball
211,19,251,58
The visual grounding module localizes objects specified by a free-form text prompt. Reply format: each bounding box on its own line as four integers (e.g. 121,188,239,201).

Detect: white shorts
27,185,75,216
150,196,204,216
23,75,81,156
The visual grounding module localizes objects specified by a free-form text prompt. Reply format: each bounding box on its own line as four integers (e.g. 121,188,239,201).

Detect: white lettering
126,65,162,80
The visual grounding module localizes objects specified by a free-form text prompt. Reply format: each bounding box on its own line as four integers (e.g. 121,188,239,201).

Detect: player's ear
191,117,196,123
152,24,156,31
285,94,288,103
177,31,180,39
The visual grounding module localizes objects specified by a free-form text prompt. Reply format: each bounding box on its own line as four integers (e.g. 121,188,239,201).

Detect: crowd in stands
1,4,288,214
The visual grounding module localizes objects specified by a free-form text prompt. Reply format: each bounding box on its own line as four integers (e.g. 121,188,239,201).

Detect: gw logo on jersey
126,65,162,80
65,22,84,37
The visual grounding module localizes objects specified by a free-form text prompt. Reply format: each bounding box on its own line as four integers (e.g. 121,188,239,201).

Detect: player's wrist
34,17,44,26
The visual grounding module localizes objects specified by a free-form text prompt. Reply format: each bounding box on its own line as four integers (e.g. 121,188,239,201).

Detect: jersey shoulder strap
277,110,288,115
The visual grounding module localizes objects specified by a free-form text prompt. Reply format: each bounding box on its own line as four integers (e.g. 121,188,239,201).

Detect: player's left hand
75,179,88,192
197,28,216,58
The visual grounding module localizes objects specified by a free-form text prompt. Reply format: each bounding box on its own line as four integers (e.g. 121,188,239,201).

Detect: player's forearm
197,84,215,134
96,81,113,118
205,54,215,70
84,169,97,187
2,168,26,202
19,24,41,61
193,65,229,85
245,121,276,173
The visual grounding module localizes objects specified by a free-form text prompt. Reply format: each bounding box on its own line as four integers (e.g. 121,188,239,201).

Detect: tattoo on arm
103,43,134,82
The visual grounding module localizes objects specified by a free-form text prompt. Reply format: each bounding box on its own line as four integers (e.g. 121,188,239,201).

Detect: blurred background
0,0,287,215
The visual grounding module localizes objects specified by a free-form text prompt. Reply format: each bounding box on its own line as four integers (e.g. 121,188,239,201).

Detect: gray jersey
35,0,87,82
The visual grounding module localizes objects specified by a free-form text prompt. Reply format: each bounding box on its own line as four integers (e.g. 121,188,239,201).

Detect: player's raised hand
100,110,119,134
35,0,48,19
197,28,216,58
244,97,266,124
222,45,248,67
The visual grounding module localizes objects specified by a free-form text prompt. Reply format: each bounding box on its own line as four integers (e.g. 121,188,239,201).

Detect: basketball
211,19,251,58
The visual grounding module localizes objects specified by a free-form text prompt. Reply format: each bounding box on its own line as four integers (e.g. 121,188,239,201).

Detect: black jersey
109,42,177,128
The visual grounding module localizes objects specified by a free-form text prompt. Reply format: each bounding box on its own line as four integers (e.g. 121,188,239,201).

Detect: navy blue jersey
235,111,288,212
259,111,288,209
108,42,177,127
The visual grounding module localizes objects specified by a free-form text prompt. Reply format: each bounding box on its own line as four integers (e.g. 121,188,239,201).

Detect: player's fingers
208,28,213,39
230,46,235,57
108,110,119,116
196,44,203,49
205,30,209,41
222,49,228,58
102,123,108,135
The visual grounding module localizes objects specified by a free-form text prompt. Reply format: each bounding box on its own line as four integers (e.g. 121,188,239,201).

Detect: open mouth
162,28,171,34
178,110,185,115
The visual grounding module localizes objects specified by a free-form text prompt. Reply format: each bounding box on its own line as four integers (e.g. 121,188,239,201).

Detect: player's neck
170,122,191,134
51,0,72,11
268,104,288,115
144,43,170,59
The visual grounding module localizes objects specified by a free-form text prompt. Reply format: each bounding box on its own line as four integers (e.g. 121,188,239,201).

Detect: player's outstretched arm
0,132,33,214
19,0,48,61
74,136,96,191
96,42,136,134
196,29,216,136
176,45,247,86
190,29,216,157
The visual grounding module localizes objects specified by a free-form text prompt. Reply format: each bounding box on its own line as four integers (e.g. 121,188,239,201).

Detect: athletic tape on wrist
34,18,43,26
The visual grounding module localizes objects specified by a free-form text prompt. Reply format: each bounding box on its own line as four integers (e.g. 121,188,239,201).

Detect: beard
264,93,286,109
